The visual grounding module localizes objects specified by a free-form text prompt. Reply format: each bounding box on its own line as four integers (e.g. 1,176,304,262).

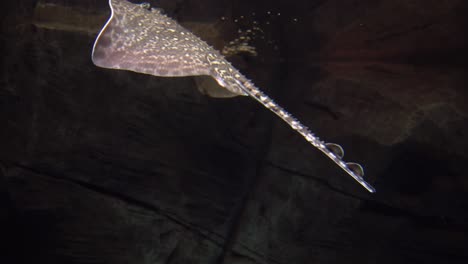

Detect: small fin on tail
325,143,344,158
346,162,365,177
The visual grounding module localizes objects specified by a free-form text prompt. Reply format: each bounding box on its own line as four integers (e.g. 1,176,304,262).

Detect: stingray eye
139,2,151,10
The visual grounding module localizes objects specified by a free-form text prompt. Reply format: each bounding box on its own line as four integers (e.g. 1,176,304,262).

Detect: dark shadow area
1,0,467,263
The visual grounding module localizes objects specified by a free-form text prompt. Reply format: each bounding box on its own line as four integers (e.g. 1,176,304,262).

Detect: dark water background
1,0,468,263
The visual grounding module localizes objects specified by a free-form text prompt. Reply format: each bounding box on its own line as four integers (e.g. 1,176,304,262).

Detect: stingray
91,0,376,193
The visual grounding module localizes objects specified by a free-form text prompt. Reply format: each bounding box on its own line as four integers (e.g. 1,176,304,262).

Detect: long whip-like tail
238,80,376,193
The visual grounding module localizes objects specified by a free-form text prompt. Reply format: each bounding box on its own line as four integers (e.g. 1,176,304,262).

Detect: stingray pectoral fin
91,8,117,69
92,0,213,77
325,143,345,159
194,76,241,98
91,0,133,70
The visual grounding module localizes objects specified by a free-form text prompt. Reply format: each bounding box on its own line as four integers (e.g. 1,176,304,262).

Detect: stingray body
92,0,376,193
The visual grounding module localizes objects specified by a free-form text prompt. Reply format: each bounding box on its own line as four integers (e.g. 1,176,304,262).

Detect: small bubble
277,12,281,16
293,18,298,22
234,19,238,22
240,15,244,19
267,11,271,15
221,16,226,20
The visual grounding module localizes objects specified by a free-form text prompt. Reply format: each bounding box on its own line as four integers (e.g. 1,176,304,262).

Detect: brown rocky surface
1,0,467,263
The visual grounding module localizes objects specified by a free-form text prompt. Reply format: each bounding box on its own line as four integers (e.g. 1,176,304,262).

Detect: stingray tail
238,80,376,193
